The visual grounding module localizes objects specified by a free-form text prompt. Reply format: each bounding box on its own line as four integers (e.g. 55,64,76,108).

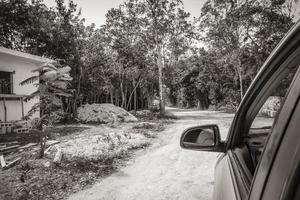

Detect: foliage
80,0,193,113
20,61,73,157
177,0,297,108
1,0,299,112
0,0,86,115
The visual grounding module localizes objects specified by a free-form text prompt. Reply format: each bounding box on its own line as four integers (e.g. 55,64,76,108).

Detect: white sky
43,0,207,27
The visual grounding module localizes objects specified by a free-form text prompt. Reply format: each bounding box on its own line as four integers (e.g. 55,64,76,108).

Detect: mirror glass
183,128,215,147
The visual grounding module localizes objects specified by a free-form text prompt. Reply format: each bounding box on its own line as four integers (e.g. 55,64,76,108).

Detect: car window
251,67,297,129
247,66,299,169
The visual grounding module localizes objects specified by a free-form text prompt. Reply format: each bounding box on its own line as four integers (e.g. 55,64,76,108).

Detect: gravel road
68,109,234,200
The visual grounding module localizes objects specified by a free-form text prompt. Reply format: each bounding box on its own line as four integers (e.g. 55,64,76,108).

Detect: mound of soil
77,103,138,123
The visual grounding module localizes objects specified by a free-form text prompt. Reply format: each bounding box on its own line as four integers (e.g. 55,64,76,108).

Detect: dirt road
68,109,234,200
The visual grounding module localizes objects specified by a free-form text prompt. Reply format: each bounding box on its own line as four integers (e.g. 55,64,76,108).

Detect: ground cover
0,111,169,200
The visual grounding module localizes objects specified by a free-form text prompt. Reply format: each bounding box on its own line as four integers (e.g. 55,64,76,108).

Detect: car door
255,79,300,200
213,21,300,200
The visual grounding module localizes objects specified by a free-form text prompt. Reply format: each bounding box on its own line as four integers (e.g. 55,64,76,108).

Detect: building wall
0,53,40,121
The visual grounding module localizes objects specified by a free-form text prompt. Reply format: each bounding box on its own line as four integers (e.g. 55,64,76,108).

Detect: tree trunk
134,86,137,113
235,63,243,101
124,87,128,109
156,37,165,116
37,107,46,158
148,0,165,116
105,93,109,103
73,65,83,118
141,95,144,109
115,90,119,106
119,64,125,108
126,79,141,110
120,79,125,108
110,88,114,104
231,52,243,101
129,96,132,111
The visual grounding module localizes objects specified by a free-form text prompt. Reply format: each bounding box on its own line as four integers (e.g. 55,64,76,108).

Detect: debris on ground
0,140,61,171
53,146,62,164
0,141,40,171
77,103,138,123
61,128,149,160
0,144,21,153
0,120,168,200
0,154,6,167
0,152,22,170
19,143,37,150
44,144,63,164
46,140,60,147
3,157,21,170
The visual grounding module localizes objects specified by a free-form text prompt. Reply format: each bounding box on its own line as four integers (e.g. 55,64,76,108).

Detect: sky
43,0,206,27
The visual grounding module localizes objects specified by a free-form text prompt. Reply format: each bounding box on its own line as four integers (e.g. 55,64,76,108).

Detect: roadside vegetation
1,0,299,114
0,0,299,199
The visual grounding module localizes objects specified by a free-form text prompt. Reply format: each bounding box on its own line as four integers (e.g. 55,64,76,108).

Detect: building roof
0,46,53,64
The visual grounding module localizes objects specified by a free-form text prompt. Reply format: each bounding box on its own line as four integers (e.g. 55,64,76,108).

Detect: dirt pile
77,104,138,123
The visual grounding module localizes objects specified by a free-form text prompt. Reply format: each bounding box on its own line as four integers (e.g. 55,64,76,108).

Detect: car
180,20,300,200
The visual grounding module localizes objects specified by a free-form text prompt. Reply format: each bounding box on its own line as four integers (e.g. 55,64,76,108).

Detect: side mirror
180,124,225,152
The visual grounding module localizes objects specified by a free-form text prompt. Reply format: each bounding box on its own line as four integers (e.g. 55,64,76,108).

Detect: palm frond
52,81,69,89
32,63,58,73
19,76,39,86
57,66,71,74
24,102,40,119
59,77,73,81
49,85,72,96
24,90,40,101
50,96,62,106
55,92,72,97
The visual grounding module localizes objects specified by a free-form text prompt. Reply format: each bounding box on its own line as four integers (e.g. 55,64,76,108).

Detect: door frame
248,56,300,199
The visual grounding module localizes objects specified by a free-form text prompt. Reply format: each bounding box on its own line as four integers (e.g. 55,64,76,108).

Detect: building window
0,71,13,94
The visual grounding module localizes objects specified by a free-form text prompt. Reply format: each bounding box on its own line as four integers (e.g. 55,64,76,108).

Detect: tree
2,0,297,114
199,0,295,105
0,0,87,117
20,62,72,158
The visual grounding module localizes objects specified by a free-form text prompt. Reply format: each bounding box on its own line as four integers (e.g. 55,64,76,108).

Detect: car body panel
261,99,300,200
213,153,239,200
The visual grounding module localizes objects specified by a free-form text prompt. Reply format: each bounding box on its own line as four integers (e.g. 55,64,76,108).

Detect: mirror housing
180,124,225,152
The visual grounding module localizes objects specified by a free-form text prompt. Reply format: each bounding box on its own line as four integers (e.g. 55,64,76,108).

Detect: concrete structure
0,47,52,121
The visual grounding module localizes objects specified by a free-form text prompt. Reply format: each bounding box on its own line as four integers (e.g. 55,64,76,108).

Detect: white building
0,47,52,122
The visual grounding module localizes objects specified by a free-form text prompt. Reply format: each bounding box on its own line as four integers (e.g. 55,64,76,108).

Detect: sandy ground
68,108,234,200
